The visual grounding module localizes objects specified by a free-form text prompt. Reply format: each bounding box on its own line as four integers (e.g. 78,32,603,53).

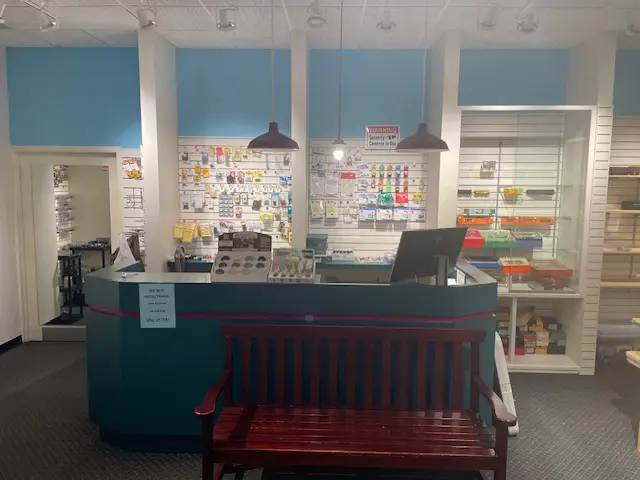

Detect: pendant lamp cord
271,0,275,121
337,0,344,139
420,1,428,123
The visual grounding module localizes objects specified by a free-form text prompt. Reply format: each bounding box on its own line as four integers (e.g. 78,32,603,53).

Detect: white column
0,47,21,344
31,165,59,324
290,29,309,249
566,33,616,375
138,31,179,272
566,32,616,106
426,31,461,229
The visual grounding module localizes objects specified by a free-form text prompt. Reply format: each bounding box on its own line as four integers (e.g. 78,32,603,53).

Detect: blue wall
6,48,141,148
177,49,291,137
614,51,640,116
309,50,429,139
459,49,568,106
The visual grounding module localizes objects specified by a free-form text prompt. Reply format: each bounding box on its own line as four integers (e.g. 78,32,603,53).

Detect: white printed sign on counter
139,284,176,329
365,126,400,150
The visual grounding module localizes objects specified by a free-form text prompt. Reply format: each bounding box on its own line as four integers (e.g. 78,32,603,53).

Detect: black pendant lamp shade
395,122,449,153
395,2,448,154
248,122,299,152
247,0,299,153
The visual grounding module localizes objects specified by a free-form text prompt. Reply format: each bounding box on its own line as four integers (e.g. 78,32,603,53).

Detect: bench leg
202,416,214,480
494,423,508,480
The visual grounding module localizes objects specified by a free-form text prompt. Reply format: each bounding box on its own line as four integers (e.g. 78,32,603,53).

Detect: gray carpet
1,342,640,480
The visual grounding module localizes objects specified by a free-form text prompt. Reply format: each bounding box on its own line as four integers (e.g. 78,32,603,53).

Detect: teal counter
85,261,497,448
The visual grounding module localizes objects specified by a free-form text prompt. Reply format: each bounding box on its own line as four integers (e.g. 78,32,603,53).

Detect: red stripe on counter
88,306,494,324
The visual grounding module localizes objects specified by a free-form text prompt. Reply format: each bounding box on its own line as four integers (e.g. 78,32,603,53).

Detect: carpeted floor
1,342,640,480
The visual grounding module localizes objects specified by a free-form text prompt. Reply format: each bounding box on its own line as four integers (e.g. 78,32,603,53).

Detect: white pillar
566,33,616,375
566,32,616,106
426,31,461,229
31,165,59,324
138,31,179,272
290,29,309,249
0,47,21,344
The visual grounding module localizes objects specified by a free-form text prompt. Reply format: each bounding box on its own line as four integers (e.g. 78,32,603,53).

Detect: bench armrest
472,374,517,427
194,369,231,417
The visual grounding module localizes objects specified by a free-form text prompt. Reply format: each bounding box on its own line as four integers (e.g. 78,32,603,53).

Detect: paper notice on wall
139,284,176,329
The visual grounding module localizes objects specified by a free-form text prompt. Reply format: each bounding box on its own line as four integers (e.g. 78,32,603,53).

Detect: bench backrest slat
221,324,485,411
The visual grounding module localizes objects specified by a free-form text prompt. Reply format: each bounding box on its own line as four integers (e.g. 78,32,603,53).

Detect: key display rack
176,138,293,258
307,139,428,260
456,107,603,374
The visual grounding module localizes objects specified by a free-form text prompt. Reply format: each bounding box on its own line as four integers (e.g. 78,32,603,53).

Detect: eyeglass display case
455,107,601,374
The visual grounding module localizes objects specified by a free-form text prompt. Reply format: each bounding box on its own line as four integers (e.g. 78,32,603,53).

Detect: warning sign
365,125,400,150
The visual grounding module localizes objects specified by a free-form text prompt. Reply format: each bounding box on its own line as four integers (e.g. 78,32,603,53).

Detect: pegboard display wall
53,165,73,251
307,140,428,258
178,138,292,256
121,156,145,254
458,113,568,261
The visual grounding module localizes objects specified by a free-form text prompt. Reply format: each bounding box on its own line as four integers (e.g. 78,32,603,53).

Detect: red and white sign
365,125,400,150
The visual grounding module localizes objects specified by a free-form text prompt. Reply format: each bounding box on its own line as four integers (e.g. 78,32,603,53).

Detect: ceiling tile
0,29,52,46
87,29,137,45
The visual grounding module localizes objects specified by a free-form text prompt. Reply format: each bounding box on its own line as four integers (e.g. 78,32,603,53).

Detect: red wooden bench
195,324,516,480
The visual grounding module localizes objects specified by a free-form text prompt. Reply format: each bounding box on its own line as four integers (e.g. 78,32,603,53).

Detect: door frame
14,146,132,341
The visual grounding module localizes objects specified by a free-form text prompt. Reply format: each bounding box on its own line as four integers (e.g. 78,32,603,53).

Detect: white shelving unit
599,117,640,324
456,106,608,375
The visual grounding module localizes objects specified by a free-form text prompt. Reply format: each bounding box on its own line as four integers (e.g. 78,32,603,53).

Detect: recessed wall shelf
603,248,640,255
606,209,640,215
601,281,640,289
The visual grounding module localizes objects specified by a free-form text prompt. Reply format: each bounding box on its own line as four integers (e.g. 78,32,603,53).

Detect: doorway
18,151,124,342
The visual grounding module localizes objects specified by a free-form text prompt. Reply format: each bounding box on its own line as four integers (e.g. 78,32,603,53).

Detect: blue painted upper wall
614,51,640,116
459,49,568,106
6,48,141,148
177,49,291,137
309,50,429,139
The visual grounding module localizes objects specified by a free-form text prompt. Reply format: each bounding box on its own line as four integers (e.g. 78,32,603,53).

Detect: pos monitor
389,227,467,285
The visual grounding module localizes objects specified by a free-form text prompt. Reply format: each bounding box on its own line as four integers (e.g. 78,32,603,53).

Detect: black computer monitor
389,227,467,284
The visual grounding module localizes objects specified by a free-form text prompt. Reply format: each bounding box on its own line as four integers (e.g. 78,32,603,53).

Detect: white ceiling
1,0,640,49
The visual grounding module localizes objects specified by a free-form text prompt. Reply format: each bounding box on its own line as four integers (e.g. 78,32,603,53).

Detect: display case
457,110,591,297
456,107,599,374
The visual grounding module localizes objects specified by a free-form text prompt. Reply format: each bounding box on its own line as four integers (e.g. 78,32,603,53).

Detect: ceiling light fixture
478,1,500,31
0,5,7,24
332,0,345,161
377,9,395,31
517,12,537,34
217,8,235,31
625,23,640,36
307,0,325,28
396,1,448,154
137,7,157,30
37,0,58,31
247,0,299,152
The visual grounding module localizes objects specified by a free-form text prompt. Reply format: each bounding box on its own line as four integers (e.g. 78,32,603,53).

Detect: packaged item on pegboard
310,200,324,220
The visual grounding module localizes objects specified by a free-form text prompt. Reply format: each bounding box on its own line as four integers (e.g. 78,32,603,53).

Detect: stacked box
536,331,550,347
548,330,566,354
522,332,537,354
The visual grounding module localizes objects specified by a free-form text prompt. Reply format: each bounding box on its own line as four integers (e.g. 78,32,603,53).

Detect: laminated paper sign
139,284,176,329
365,125,400,150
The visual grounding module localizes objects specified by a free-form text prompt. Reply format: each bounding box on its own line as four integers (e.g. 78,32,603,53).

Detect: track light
332,138,345,161
478,2,500,31
307,0,325,28
137,8,157,30
377,10,395,31
517,12,537,34
0,5,7,24
625,23,640,37
217,8,235,31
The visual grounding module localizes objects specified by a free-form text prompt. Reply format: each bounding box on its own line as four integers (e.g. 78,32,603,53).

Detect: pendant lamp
395,3,448,154
332,0,345,161
248,0,299,152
